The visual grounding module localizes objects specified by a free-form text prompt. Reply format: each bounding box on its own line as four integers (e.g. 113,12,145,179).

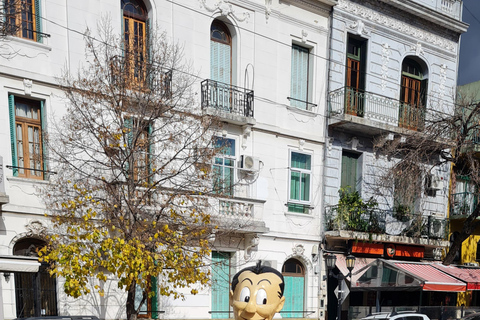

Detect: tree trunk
126,282,138,320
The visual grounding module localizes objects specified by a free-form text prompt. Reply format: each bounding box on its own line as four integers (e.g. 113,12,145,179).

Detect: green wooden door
341,151,359,191
211,251,230,319
283,276,304,318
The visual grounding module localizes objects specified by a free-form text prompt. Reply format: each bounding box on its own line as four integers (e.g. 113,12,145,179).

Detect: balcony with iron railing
328,87,427,135
450,192,478,218
201,79,255,125
325,205,449,241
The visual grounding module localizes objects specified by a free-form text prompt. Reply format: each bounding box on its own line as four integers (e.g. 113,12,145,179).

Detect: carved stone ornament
265,0,272,21
439,64,447,99
301,30,308,43
23,79,33,96
292,244,305,255
199,0,250,22
337,0,456,51
381,43,391,91
411,42,424,56
348,19,369,36
25,220,46,237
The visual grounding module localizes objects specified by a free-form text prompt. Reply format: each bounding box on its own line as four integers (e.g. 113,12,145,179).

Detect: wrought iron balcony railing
451,192,478,216
328,87,426,131
325,206,448,240
201,79,254,118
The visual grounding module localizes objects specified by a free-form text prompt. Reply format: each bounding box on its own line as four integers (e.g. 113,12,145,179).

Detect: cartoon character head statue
230,261,285,320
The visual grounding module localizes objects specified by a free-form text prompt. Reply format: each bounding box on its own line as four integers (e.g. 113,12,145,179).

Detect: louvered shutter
8,95,18,176
40,100,47,179
290,45,309,109
34,0,42,43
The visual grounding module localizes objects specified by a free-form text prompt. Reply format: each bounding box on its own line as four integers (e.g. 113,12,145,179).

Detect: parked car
361,311,430,320
461,313,480,320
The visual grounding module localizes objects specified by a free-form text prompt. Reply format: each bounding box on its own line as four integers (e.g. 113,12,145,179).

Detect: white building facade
323,0,467,318
0,0,336,319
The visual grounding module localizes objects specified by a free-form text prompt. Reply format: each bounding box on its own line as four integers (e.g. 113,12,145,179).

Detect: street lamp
326,253,356,320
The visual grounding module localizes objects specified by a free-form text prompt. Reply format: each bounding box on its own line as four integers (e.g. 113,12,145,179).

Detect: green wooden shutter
211,251,230,319
34,0,42,43
40,100,47,179
151,275,158,319
8,95,18,176
341,151,358,190
290,45,309,109
148,123,153,183
283,276,304,318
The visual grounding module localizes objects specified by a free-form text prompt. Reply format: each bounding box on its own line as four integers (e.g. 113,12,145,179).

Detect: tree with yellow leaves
39,21,227,320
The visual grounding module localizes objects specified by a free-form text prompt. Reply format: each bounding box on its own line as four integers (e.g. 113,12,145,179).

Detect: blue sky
458,0,480,86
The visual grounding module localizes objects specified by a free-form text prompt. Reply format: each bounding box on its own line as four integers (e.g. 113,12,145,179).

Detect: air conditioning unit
427,175,444,190
241,155,260,171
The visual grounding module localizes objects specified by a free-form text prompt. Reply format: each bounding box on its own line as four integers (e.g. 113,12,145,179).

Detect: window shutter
290,45,309,109
148,123,153,183
34,0,42,43
210,41,230,85
210,41,219,82
40,100,47,178
341,152,358,190
8,95,18,176
151,275,158,319
123,118,133,174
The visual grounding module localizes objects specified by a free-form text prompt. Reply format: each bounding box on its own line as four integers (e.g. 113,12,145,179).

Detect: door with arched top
282,259,305,318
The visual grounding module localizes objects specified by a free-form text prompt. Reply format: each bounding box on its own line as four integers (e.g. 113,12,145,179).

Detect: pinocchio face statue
230,262,285,320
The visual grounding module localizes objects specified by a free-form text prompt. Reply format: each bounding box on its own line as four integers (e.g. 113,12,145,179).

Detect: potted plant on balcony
332,187,379,233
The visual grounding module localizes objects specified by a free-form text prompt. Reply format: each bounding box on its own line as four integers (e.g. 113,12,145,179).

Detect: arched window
399,57,428,131
282,259,305,318
210,20,232,85
14,238,57,318
122,0,148,82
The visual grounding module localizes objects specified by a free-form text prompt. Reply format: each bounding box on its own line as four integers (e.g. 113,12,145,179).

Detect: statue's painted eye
256,289,267,305
240,287,250,303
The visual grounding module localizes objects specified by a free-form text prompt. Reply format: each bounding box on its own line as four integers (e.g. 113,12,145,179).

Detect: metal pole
337,274,344,320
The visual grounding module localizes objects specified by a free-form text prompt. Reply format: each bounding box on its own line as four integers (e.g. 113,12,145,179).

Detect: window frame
5,0,42,42
288,150,312,206
289,43,312,110
122,0,149,85
9,95,46,180
212,137,236,196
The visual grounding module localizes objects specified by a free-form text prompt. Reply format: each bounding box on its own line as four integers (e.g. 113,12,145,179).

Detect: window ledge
286,105,317,116
5,35,52,52
285,202,314,216
7,176,50,185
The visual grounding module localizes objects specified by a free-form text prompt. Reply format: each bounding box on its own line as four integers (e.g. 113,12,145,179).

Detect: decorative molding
411,42,424,56
327,137,334,154
292,244,305,255
265,0,272,21
281,0,332,15
348,19,369,36
199,0,250,22
347,136,363,150
337,0,456,51
439,63,447,100
299,139,305,150
381,43,391,91
25,220,47,237
23,79,33,95
301,30,308,43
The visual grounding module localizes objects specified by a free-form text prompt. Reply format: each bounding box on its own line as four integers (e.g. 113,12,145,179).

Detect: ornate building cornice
337,0,457,51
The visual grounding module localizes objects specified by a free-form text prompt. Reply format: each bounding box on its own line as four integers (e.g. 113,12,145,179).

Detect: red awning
393,261,466,292
432,263,480,290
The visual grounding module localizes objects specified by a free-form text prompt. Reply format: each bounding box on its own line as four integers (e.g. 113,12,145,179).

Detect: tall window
124,118,151,183
345,35,366,116
210,20,232,85
9,95,44,179
14,238,57,318
341,151,360,191
290,44,310,110
122,0,148,83
399,57,428,130
6,0,42,42
288,151,311,213
213,137,235,195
